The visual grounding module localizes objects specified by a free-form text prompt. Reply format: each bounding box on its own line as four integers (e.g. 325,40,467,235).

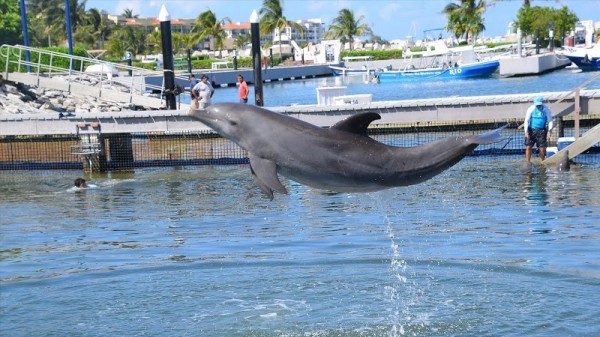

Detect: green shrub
0,46,88,73
340,49,404,60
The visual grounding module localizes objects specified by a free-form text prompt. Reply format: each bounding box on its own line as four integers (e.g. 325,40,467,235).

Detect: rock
49,97,63,106
44,90,62,98
4,84,19,94
62,98,75,107
7,92,23,102
0,79,155,115
40,102,62,112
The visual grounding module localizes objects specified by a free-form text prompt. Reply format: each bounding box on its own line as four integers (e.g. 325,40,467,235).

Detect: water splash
383,212,408,336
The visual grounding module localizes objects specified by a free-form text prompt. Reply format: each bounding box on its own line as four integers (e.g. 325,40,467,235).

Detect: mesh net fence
1,118,598,171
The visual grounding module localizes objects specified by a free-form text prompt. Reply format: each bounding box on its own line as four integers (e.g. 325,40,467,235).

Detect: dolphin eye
229,121,238,126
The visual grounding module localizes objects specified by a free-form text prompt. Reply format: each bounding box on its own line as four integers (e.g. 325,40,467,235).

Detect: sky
85,0,599,40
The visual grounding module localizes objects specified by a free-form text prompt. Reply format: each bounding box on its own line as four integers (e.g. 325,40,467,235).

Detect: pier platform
145,64,334,89
499,53,571,77
2,90,599,136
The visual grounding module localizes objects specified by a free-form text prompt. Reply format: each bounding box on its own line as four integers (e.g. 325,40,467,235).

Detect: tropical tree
146,29,162,54
516,5,578,42
106,25,145,57
442,0,486,43
26,0,88,47
325,8,371,50
0,0,22,45
74,7,113,49
234,34,251,50
28,0,64,46
259,0,304,56
192,10,230,56
122,8,138,19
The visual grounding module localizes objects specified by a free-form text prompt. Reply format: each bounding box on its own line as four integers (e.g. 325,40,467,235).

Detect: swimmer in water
74,177,88,188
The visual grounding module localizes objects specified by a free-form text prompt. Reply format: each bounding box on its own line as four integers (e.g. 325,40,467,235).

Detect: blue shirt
525,104,553,131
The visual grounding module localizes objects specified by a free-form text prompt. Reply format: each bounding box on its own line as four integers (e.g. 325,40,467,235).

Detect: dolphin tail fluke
469,124,509,145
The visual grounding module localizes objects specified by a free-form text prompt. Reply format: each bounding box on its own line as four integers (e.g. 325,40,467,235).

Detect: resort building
103,14,326,53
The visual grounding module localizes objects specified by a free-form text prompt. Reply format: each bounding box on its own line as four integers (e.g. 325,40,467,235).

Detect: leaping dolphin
189,103,506,198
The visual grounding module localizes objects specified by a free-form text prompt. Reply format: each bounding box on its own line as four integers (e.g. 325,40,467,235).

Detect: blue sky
86,0,599,40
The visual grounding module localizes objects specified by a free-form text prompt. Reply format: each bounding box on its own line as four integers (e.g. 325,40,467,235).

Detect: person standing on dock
524,96,553,162
188,74,198,100
237,74,249,103
192,75,214,109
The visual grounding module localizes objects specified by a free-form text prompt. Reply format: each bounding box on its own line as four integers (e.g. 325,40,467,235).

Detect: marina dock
2,90,599,135
499,53,572,77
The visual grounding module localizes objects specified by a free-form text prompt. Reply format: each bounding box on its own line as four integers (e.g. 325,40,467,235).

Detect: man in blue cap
524,96,553,162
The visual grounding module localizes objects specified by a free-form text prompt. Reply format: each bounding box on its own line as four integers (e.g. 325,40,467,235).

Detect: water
1,156,599,336
204,68,600,107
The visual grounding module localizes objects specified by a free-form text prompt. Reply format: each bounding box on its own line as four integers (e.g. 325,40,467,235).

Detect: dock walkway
2,90,599,136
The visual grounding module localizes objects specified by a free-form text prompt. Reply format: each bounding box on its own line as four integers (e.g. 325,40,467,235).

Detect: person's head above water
74,177,87,188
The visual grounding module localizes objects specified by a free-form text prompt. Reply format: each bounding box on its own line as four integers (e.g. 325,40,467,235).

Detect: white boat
560,43,600,71
329,56,376,76
84,63,119,76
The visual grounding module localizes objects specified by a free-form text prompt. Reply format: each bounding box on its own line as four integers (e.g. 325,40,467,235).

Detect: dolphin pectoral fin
330,112,381,136
248,154,288,197
469,124,509,145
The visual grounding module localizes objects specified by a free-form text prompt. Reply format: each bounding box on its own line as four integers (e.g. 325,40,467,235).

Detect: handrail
1,44,193,106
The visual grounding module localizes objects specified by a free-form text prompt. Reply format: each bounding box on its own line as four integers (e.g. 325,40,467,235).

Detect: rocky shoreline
0,77,157,116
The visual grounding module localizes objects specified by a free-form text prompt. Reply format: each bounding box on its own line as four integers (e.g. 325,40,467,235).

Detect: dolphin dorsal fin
330,112,381,137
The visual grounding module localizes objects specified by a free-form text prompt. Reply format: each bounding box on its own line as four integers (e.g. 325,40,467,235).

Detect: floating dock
499,53,571,77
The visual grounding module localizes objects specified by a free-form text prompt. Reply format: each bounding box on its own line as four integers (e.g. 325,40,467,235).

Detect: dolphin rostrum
189,103,506,198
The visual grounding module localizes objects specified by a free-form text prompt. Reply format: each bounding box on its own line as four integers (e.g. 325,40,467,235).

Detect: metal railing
0,44,192,107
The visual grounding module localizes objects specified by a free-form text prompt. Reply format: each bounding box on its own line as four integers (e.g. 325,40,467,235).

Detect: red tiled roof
222,23,251,30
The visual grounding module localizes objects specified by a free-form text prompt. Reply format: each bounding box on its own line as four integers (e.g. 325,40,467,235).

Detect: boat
329,56,377,76
377,40,499,81
378,59,499,81
560,43,600,71
84,63,119,76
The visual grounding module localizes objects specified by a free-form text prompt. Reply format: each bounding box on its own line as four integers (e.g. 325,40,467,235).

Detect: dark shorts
240,98,248,103
525,129,548,148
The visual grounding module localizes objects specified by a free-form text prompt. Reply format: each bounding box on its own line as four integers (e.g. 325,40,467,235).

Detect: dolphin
555,150,571,171
189,103,506,198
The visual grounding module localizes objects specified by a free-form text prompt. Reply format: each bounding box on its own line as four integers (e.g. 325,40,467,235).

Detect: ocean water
1,156,599,336
205,67,600,107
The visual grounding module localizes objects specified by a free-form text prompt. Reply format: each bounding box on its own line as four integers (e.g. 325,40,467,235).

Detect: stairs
543,123,600,165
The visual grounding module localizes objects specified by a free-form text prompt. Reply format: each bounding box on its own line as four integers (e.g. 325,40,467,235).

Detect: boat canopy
342,56,374,62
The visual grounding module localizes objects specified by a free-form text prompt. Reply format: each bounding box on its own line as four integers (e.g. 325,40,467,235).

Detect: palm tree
74,8,112,49
27,0,88,46
325,8,371,50
442,0,486,43
107,25,145,57
259,0,304,56
28,0,64,46
122,8,138,19
193,10,230,57
146,29,162,54
234,34,251,50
